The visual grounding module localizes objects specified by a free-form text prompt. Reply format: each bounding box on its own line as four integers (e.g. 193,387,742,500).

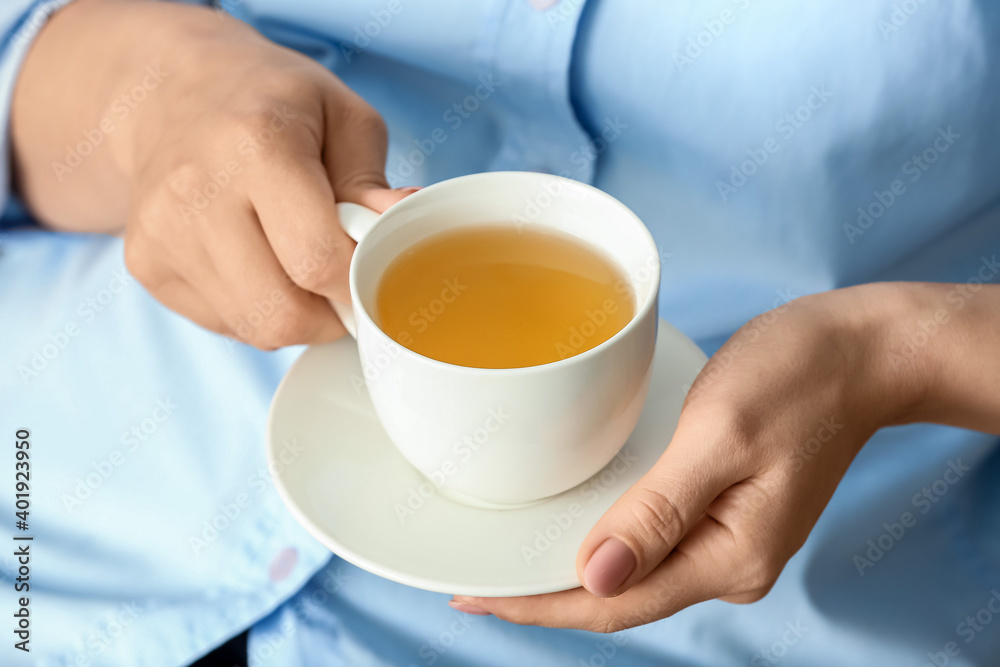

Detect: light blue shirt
2,0,999,665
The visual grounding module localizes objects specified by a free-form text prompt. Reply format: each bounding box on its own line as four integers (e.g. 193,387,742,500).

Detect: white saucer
267,319,707,597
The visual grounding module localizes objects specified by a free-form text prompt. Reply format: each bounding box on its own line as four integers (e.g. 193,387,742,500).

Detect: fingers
150,277,230,335
574,417,742,598
250,90,414,304
248,151,357,304
197,205,348,349
453,512,742,633
321,86,417,211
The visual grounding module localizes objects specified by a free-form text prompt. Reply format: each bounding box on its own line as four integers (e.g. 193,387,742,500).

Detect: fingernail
583,538,636,597
448,600,492,616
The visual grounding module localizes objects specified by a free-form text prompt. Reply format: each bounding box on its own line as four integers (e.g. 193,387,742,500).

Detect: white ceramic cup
332,172,660,507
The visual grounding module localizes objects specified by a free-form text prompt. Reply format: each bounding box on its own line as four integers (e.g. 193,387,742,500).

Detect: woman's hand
12,0,414,348
451,281,1000,631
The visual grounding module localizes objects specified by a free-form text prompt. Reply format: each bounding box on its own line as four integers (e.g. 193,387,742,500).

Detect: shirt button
269,547,299,582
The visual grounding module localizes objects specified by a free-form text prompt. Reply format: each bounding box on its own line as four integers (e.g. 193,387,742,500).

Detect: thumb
576,427,734,598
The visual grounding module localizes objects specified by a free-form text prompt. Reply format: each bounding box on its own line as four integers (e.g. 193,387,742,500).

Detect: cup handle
330,202,381,339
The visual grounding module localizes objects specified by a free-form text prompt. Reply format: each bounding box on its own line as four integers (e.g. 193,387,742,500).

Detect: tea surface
375,225,635,368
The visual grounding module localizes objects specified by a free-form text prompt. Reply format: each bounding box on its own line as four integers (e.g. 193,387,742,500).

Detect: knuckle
228,108,298,157
338,98,387,137
122,234,157,286
627,486,687,552
141,163,215,227
161,163,207,203
598,618,625,634
733,588,771,605
587,604,624,634
249,299,314,348
288,249,346,293
745,552,784,593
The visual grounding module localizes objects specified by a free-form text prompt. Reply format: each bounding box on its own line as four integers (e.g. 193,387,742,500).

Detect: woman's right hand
12,0,415,347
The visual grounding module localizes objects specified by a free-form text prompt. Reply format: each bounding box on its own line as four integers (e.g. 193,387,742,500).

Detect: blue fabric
2,0,999,665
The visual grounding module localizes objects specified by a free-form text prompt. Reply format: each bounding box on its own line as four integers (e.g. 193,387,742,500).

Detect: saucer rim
266,318,708,597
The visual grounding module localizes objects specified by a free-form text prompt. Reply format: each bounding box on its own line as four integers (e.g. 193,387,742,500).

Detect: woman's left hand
449,281,1000,631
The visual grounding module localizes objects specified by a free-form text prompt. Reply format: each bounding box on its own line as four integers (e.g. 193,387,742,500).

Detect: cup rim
349,171,660,375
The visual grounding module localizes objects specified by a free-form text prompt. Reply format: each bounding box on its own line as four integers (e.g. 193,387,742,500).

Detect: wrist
798,283,934,433
828,282,941,428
